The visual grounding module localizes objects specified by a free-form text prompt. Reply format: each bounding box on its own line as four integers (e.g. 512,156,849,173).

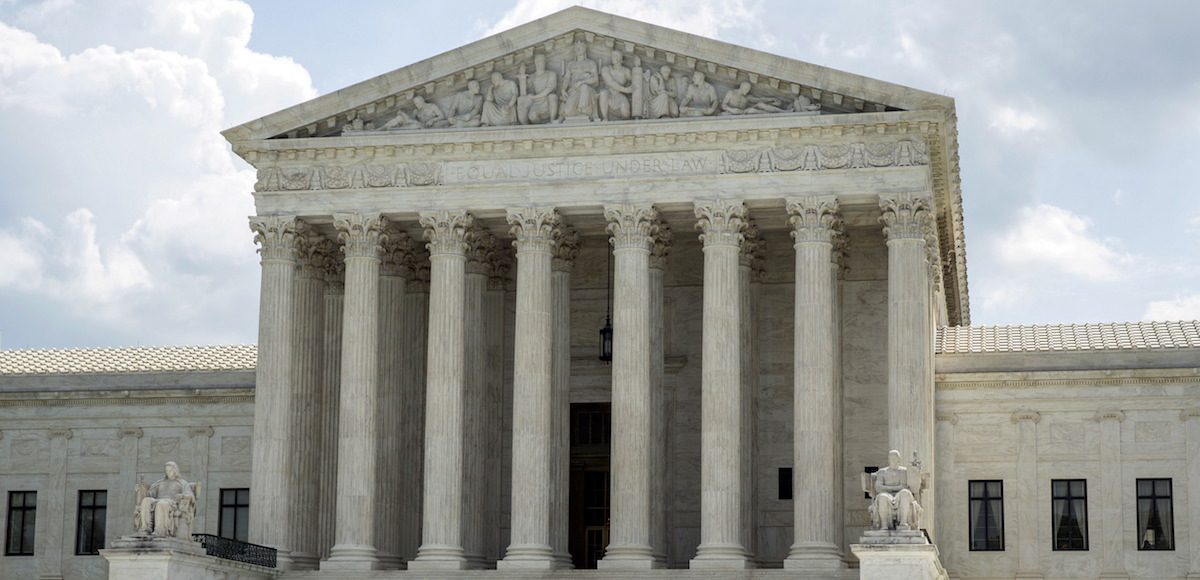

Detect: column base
599,543,661,569
322,543,381,571
408,544,469,570
690,542,751,570
553,553,575,568
785,541,845,569
290,550,320,570
498,543,559,570
376,551,405,570
851,542,947,580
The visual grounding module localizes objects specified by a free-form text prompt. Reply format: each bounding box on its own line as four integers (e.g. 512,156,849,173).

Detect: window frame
1051,478,1089,551
218,488,250,542
5,491,37,557
74,490,108,556
967,479,1005,551
1136,478,1175,551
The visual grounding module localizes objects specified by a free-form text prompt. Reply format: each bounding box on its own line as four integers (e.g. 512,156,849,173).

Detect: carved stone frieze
724,140,928,174
255,162,442,192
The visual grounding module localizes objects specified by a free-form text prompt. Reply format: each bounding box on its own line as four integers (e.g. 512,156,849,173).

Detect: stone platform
285,570,860,579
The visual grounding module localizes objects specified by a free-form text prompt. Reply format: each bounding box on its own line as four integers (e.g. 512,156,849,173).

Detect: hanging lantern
598,315,613,362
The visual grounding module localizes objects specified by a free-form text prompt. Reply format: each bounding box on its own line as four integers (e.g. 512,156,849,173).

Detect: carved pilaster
1010,410,1042,424
787,195,840,245
421,210,474,256
117,427,144,439
694,199,746,247
48,428,73,440
507,207,561,253
250,215,301,262
552,227,580,273
649,223,672,271
605,204,659,251
879,192,932,242
334,213,387,259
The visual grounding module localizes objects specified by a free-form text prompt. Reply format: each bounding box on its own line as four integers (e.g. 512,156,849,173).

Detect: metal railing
192,534,277,568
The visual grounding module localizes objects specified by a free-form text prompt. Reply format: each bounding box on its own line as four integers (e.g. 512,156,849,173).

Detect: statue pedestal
852,532,947,580
102,535,278,580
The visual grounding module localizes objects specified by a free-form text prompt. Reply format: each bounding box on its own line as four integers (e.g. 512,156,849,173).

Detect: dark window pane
1052,479,1088,551
1137,478,1174,550
778,468,793,500
969,480,1004,551
235,508,249,542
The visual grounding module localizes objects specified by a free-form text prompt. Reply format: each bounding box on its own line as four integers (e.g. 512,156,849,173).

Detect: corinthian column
290,232,330,570
399,252,430,562
650,224,672,566
784,196,844,569
691,199,750,569
324,213,387,570
739,224,762,565
376,229,413,570
248,215,301,568
317,247,344,561
484,253,510,564
411,210,473,570
463,227,495,569
499,207,561,570
600,204,660,570
879,193,936,503
551,228,580,568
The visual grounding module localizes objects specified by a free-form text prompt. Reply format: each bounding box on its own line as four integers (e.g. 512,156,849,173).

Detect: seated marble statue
862,450,925,531
679,71,719,117
517,54,558,125
792,94,821,112
135,461,199,539
412,96,450,128
446,80,483,128
482,71,519,127
720,81,788,115
644,65,678,119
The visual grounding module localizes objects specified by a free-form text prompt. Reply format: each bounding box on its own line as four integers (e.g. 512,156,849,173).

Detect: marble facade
2,7,1200,580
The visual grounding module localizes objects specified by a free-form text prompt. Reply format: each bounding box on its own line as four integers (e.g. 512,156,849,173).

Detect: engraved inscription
445,154,713,184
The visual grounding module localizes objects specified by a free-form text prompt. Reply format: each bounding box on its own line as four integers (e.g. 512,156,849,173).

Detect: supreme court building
2,7,1200,580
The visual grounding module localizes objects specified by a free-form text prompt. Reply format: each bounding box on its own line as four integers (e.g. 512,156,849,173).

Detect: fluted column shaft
325,213,387,570
738,226,760,565
500,207,560,570
463,230,493,569
484,266,508,563
691,200,749,569
249,215,300,568
880,193,935,498
600,205,659,569
785,197,843,568
411,211,473,570
551,230,579,568
400,261,430,563
317,269,344,561
375,231,412,570
291,236,328,570
650,226,671,566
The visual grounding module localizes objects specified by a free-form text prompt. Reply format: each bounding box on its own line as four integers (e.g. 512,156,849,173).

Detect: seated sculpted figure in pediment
679,71,719,117
720,81,789,115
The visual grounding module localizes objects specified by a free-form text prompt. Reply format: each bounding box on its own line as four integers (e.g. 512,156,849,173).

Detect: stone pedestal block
103,537,278,580
852,542,947,580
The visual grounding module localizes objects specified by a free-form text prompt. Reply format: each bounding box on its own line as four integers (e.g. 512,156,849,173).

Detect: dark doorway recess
569,402,611,569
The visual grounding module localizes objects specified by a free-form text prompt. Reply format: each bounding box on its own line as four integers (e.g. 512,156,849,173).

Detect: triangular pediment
222,7,953,142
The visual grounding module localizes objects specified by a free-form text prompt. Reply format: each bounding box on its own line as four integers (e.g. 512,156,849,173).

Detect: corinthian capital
650,223,673,270
694,199,746,247
786,195,841,245
739,223,765,269
605,204,658,251
879,192,933,241
507,207,560,254
553,227,580,272
380,227,415,277
420,210,474,256
297,231,336,280
249,215,301,262
466,226,497,275
334,213,387,259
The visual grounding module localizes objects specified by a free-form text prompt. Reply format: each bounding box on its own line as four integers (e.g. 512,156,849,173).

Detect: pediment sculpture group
345,41,821,134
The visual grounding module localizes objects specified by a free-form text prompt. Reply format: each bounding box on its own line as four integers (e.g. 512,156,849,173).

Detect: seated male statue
135,461,199,538
862,449,925,531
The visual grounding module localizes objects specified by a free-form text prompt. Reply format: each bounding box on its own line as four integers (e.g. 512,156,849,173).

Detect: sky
0,0,1197,349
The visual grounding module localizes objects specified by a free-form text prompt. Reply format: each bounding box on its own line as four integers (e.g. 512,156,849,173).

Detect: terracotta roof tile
0,345,257,376
936,321,1200,354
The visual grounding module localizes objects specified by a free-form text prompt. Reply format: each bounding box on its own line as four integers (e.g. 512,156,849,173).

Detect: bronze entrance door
569,402,611,569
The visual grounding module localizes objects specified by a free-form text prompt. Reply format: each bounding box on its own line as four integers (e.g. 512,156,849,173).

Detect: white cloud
989,106,1046,136
487,0,766,41
1143,294,1200,321
995,204,1131,282
0,0,315,346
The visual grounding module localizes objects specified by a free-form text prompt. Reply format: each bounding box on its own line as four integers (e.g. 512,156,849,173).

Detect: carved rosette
786,195,841,246
649,223,673,270
420,210,474,257
466,227,497,276
879,192,932,242
552,227,581,272
694,199,746,247
380,227,415,277
249,215,300,262
605,204,659,251
334,212,388,259
506,207,561,254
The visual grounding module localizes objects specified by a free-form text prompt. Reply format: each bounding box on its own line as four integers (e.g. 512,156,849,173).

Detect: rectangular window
864,466,879,499
1137,478,1174,550
219,488,250,542
75,490,107,555
5,491,36,556
968,480,1004,551
1052,479,1088,550
778,467,793,500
